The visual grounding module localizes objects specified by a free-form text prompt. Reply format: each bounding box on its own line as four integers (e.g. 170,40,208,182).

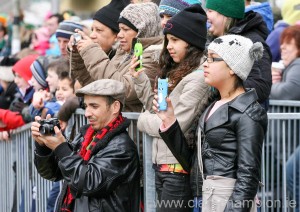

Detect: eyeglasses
203,57,224,63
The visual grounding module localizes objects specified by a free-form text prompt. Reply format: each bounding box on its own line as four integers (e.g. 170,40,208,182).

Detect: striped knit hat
30,56,50,89
56,21,84,39
159,0,202,16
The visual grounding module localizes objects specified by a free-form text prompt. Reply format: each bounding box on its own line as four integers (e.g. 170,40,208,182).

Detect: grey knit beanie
118,2,162,38
208,35,264,81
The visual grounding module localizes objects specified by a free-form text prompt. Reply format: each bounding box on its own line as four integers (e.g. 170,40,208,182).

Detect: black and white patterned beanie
208,34,264,81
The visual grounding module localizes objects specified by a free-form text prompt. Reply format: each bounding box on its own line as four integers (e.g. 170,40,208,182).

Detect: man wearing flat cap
31,79,140,212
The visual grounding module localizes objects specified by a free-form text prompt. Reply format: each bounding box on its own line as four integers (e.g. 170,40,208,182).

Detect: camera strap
69,50,72,79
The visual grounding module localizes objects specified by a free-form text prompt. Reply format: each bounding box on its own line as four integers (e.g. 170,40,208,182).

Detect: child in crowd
130,4,210,211
0,55,38,131
55,71,75,106
30,57,73,120
46,58,69,96
57,79,82,135
29,56,59,120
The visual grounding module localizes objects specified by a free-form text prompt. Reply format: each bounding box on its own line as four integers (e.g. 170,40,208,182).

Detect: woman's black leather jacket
160,89,268,211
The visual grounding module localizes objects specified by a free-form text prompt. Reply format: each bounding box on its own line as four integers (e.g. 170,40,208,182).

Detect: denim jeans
286,146,300,211
47,181,61,212
193,197,202,212
155,171,193,212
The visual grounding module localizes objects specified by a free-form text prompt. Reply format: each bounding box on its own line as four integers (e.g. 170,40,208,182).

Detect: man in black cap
32,79,140,211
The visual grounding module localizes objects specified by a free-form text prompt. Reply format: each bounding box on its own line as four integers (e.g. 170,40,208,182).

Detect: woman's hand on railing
152,95,176,129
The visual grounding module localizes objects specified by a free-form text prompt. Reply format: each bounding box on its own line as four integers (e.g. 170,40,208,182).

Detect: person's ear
112,101,121,114
229,69,235,76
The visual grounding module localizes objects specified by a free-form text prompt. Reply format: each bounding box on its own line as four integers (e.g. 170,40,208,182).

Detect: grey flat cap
76,79,126,104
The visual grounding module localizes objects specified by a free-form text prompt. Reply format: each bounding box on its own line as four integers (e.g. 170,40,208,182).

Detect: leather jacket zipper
196,127,205,197
196,155,200,196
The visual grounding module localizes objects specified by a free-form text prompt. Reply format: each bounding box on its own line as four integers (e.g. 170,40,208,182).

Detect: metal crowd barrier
0,100,300,212
259,100,300,212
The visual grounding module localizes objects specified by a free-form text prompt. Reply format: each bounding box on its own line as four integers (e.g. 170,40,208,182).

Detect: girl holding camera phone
155,34,267,211
130,4,211,211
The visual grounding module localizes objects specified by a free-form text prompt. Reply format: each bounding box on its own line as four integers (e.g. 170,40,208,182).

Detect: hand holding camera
69,30,94,53
152,80,176,129
38,118,61,135
134,41,143,71
129,38,144,78
72,33,82,46
157,78,168,111
129,56,144,79
31,115,65,150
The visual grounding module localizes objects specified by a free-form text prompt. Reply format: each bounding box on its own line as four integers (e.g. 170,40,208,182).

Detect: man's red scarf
60,114,125,212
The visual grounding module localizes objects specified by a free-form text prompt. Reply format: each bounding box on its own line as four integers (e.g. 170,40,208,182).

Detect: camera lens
39,124,51,135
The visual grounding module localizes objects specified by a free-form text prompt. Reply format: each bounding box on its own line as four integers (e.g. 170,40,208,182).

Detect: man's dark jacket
34,118,140,212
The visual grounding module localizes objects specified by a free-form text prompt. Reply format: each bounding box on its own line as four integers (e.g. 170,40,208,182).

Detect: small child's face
14,73,30,91
46,69,59,93
55,78,75,103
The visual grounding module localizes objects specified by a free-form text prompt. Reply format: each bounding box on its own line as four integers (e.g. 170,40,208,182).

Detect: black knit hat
163,4,207,51
93,0,130,33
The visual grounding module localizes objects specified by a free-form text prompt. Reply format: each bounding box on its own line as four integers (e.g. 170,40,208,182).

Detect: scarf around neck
60,114,125,212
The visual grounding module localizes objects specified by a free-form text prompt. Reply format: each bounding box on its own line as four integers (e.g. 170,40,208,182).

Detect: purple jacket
266,21,289,62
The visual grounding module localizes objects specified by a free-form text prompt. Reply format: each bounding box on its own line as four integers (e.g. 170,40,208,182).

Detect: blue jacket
245,2,274,33
266,21,289,62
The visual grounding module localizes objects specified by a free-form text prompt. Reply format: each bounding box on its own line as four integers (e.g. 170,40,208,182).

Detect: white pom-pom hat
208,34,264,81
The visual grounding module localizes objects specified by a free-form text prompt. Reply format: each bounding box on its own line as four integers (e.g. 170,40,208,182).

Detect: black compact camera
38,118,60,135
72,33,82,46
